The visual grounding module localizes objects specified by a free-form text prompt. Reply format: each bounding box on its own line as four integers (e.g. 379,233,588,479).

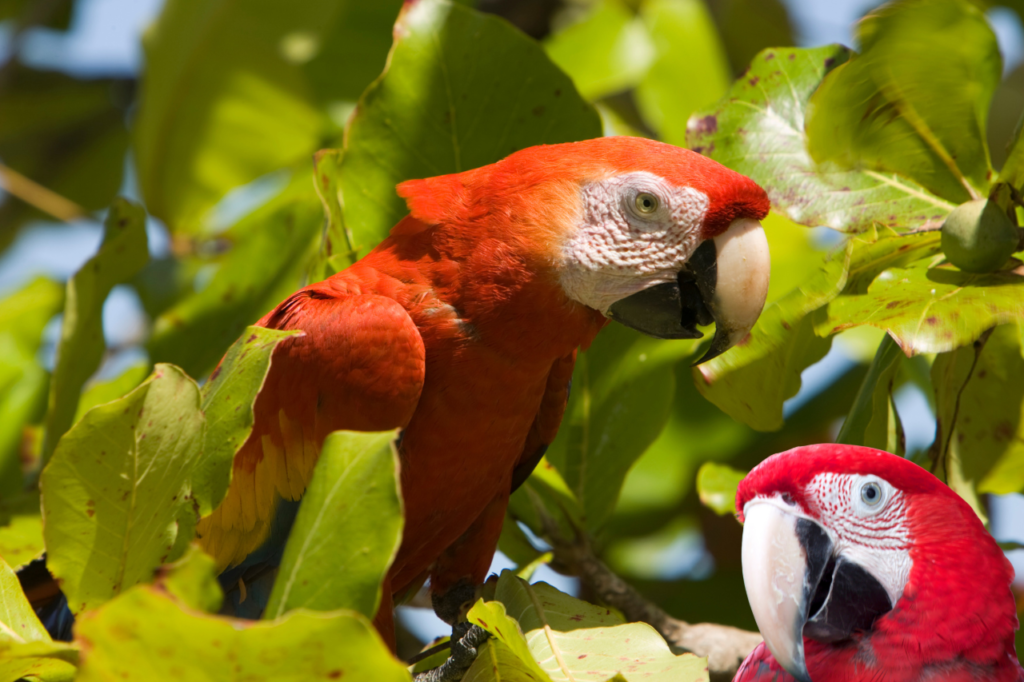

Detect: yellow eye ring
635,192,659,214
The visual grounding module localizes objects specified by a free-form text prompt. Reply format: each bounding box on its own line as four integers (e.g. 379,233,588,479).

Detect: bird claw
413,622,490,682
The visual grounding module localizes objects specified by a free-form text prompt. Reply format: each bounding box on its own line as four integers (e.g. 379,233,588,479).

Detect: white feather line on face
558,171,708,313
805,472,913,607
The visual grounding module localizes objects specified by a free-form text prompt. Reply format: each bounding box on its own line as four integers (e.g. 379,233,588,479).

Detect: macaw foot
413,621,490,682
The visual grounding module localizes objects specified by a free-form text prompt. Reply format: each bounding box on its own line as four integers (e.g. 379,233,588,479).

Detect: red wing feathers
197,285,426,570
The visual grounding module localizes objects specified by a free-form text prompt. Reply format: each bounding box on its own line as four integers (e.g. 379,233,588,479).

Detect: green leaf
74,587,409,682
815,257,1024,356
0,641,77,682
311,149,353,275
147,176,321,378
709,0,794,76
0,277,64,352
134,0,330,231
40,198,149,467
929,338,987,517
999,110,1024,190
543,0,654,102
155,546,224,614
615,362,753,518
41,364,205,614
73,363,150,424
545,326,698,533
0,333,49,497
687,45,956,233
465,599,554,682
0,556,50,644
0,557,78,682
0,492,44,570
301,1,404,108
807,0,999,203
634,0,730,146
196,327,301,514
468,571,707,682
497,513,544,570
508,458,584,543
696,462,746,515
836,334,905,453
337,0,602,258
936,325,1024,495
265,430,402,620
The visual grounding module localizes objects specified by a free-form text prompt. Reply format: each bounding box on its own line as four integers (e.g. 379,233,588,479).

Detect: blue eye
861,482,882,506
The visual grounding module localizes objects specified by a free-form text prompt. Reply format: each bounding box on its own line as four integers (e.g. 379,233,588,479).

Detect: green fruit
940,199,1019,273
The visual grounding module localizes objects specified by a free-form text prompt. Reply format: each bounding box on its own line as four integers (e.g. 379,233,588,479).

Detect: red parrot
734,444,1024,682
194,136,771,654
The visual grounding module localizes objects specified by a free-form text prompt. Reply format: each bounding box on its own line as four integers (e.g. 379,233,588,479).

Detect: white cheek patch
559,172,709,313
806,473,913,607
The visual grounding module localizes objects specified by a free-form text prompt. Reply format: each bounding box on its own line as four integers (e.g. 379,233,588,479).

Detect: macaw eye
634,192,659,214
860,481,882,506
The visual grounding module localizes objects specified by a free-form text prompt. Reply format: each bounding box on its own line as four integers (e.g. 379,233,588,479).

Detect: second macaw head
397,136,771,362
736,444,1020,682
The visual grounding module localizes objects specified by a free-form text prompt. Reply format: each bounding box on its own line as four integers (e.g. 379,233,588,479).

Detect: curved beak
605,218,770,364
741,500,894,681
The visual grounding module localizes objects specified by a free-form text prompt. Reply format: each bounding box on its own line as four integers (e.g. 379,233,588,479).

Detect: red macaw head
397,136,771,362
736,444,1020,681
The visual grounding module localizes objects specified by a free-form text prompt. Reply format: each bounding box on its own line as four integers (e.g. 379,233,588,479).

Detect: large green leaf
134,0,331,231
543,0,654,102
41,364,205,613
938,325,1024,495
40,198,149,467
687,45,956,233
74,586,409,682
807,0,999,204
545,325,698,533
265,430,402,620
815,258,1024,356
835,334,905,454
0,492,44,570
196,327,301,514
337,0,603,258
147,175,321,378
301,1,404,108
634,0,730,146
467,571,707,682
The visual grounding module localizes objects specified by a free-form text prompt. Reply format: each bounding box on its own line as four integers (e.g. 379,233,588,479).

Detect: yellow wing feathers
196,409,320,571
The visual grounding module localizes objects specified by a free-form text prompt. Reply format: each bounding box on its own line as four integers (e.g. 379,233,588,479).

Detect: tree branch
541,516,762,682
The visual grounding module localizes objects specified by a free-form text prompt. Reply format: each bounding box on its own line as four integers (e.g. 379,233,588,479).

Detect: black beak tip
691,328,732,366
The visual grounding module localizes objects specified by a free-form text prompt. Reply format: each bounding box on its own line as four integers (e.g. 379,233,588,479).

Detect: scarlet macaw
734,444,1024,682
194,136,772,655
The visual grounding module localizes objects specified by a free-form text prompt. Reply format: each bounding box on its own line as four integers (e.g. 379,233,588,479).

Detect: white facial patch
558,171,709,313
805,472,913,607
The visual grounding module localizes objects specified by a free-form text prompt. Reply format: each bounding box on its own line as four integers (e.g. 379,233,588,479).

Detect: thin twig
535,510,762,682
0,162,85,222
